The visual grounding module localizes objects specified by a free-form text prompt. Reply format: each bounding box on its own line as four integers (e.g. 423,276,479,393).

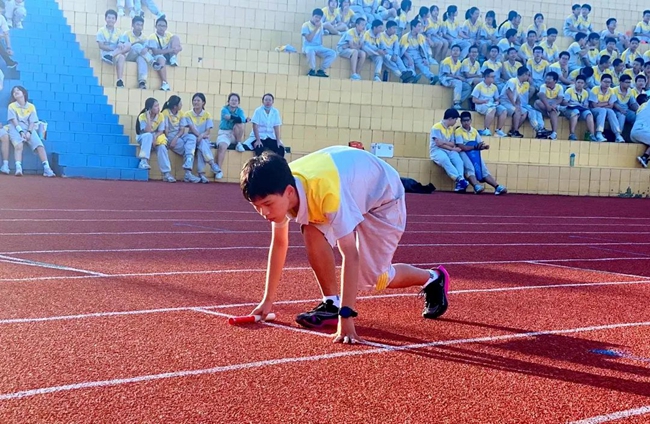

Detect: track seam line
0,254,107,277
1,320,650,401
2,279,649,325
567,405,650,423
528,261,650,281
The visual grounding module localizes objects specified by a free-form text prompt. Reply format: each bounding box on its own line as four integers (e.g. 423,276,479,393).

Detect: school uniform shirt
399,32,427,55
148,31,174,50
527,24,547,39
119,30,148,46
548,62,569,80
501,60,522,80
380,32,400,58
599,48,619,61
7,102,38,130
634,21,650,38
445,19,461,38
563,14,580,36
576,15,592,33
429,121,454,154
498,21,522,39
339,8,355,27
460,19,482,39
539,84,564,103
363,30,382,51
527,58,549,81
644,50,650,61
541,41,559,62
321,7,341,24
219,106,246,131
480,24,497,40
396,10,409,31
586,47,600,66
499,77,522,106
480,59,502,80
162,109,184,137
184,109,214,134
454,126,481,145
301,20,324,50
96,26,120,56
424,18,442,37
461,58,480,76
564,87,590,108
439,57,462,77
589,86,617,105
568,42,585,67
612,86,638,110
137,111,165,133
288,145,403,246
519,43,536,61
497,38,514,55
518,80,533,104
631,87,646,98
471,81,499,103
600,29,623,45
592,66,614,85
249,106,282,140
338,28,363,49
621,48,641,66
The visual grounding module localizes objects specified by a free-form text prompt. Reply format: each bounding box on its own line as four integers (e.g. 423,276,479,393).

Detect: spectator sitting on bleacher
135,97,175,182
119,16,169,91
632,75,646,97
621,38,641,67
454,112,507,195
561,74,597,141
0,116,10,174
243,93,285,158
377,0,397,21
633,10,650,43
612,74,638,136
185,93,220,183
600,38,619,63
302,8,337,78
568,32,589,72
0,2,17,69
472,68,507,137
132,0,164,20
563,4,581,38
322,0,347,35
3,0,24,29
589,73,623,142
97,9,129,88
534,71,564,140
148,17,181,67
541,28,559,63
577,4,593,34
7,86,54,177
216,93,249,171
160,95,201,183
339,0,356,30
600,18,628,51
337,17,367,80
429,108,469,192
633,94,650,167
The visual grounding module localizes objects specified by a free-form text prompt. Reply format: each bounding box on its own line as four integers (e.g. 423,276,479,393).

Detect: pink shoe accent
435,265,450,295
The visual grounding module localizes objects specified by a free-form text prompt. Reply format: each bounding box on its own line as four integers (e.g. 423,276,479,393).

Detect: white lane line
4,242,650,256
1,256,649,283
1,320,649,401
530,261,649,280
2,279,649,325
567,406,650,423
0,254,107,277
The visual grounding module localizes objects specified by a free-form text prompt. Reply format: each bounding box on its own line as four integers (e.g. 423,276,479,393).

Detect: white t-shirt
248,106,282,140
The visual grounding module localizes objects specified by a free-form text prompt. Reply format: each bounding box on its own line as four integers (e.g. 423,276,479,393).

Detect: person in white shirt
243,93,285,157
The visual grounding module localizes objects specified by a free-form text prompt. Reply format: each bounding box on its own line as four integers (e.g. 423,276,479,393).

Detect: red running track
0,178,649,423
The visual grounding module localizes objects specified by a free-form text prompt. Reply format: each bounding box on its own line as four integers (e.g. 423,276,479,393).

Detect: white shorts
9,128,43,150
476,104,506,116
216,129,235,146
337,48,358,59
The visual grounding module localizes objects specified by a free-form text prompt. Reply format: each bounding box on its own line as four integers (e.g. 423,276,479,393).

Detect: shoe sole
295,316,338,329
422,265,450,320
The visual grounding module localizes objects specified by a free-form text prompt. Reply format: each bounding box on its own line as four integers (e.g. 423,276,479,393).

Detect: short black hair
105,9,117,18
559,50,570,59
533,46,544,53
581,66,594,77
131,16,144,25
312,8,324,16
443,108,460,119
517,66,530,77
460,111,472,120
482,68,494,77
386,20,397,29
240,152,296,202
547,28,558,36
546,71,559,81
601,73,612,82
619,74,632,83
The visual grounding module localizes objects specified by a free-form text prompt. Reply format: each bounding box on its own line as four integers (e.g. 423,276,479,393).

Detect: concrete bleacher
29,0,649,194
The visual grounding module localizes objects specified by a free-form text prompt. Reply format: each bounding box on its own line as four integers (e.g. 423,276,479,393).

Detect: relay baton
228,312,276,325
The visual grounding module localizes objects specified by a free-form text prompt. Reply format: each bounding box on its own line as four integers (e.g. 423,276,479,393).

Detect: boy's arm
250,220,290,318
333,231,362,344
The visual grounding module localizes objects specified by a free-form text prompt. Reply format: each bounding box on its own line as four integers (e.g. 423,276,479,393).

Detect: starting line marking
567,406,650,423
0,320,649,401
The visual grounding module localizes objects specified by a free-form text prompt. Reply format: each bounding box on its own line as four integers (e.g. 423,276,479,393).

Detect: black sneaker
420,266,450,319
138,81,147,89
511,130,524,138
295,300,339,328
116,79,124,88
316,69,329,77
103,54,114,64
307,69,317,77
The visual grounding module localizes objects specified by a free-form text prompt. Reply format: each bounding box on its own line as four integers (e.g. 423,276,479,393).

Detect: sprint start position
239,145,450,344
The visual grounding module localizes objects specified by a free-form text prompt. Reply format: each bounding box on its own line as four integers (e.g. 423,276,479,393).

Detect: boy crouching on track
239,146,450,344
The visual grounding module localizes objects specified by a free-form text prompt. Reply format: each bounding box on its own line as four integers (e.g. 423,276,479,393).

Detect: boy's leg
295,224,340,328
431,150,461,180
305,49,317,72
316,47,337,71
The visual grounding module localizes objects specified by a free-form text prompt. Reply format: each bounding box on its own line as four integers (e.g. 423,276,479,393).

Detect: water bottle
570,153,575,167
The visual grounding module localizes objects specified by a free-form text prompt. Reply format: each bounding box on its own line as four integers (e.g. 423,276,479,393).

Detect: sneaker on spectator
595,132,607,142
495,185,508,195
0,163,9,174
129,9,136,18
351,73,361,80
478,129,491,136
169,55,178,66
638,156,648,168
316,69,329,77
215,170,224,180
183,173,201,183
615,134,625,143
453,103,462,110
138,81,147,89
509,130,524,138
162,173,176,183
43,167,55,178
210,162,221,174
235,142,245,152
102,54,114,64
307,69,317,77
161,81,170,91
373,75,381,82
152,61,163,71
15,164,22,176
199,174,209,183
118,7,125,16
549,132,557,140
116,79,124,88
588,133,597,141
295,300,339,328
156,12,166,19
430,76,439,85
138,159,150,170
495,129,507,137
454,177,468,192
569,133,577,140
473,184,484,194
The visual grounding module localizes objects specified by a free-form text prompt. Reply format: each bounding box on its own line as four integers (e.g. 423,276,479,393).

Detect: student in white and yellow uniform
378,20,413,82
400,18,437,84
454,112,507,195
527,46,549,90
362,19,387,81
568,32,589,72
472,68,507,137
302,9,337,77
478,11,498,59
527,13,547,43
442,5,471,59
480,45,503,91
185,93,220,183
240,145,451,341
439,44,471,109
632,95,650,167
339,0,356,29
549,51,573,89
429,108,469,192
599,38,620,63
563,4,581,38
518,31,538,63
534,71,564,140
458,7,482,58
5,86,54,177
590,55,613,89
96,9,129,88
585,32,601,67
426,5,448,61
322,0,347,35
589,74,623,142
612,74,639,137
135,97,174,182
540,28,559,63
498,11,523,46
146,17,178,91
119,16,160,90
577,5,593,34
461,45,482,87
633,11,650,43
337,17,368,80
160,95,201,183
600,18,628,52
500,47,522,83
621,38,642,67
561,75,597,141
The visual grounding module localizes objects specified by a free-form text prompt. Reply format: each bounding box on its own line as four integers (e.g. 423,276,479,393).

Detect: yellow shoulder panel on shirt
289,153,341,224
